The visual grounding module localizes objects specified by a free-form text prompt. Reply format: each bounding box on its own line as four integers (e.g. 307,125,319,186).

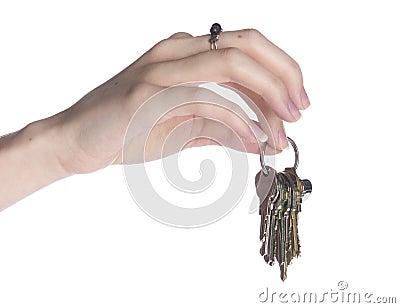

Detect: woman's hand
53,29,309,175
0,28,309,209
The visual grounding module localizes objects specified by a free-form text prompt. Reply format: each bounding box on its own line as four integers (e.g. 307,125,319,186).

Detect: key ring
260,137,299,176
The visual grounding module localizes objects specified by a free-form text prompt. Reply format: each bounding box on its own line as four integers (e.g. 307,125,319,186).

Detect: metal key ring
260,137,299,175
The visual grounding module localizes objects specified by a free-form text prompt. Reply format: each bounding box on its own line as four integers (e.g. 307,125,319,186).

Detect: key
281,169,300,261
291,210,300,257
265,186,279,265
267,209,277,265
278,172,293,281
255,168,276,212
284,167,308,258
284,209,291,264
255,168,276,260
273,172,283,278
256,137,312,281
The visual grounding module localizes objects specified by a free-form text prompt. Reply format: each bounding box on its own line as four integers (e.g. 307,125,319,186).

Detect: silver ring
260,137,299,176
260,143,270,176
287,137,299,170
209,23,222,50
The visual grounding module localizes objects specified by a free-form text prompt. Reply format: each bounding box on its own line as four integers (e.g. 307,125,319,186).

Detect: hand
53,29,309,175
0,28,310,209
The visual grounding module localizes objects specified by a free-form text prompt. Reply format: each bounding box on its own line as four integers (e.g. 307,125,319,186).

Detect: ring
209,23,222,50
260,137,299,175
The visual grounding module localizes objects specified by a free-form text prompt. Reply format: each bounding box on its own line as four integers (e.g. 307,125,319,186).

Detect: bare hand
53,29,309,175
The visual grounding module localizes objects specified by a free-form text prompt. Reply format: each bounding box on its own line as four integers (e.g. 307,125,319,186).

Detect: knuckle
287,59,303,78
270,75,286,92
240,28,263,42
168,31,193,39
153,38,171,52
146,39,172,61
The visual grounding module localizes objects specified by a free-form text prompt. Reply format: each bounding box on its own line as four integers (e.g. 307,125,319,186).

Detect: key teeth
264,254,274,266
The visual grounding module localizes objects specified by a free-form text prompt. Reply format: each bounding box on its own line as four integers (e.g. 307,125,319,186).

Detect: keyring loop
287,137,299,170
260,137,299,176
260,143,270,176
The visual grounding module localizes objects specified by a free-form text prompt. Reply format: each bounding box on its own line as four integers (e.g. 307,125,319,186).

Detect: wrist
0,115,72,209
24,115,74,180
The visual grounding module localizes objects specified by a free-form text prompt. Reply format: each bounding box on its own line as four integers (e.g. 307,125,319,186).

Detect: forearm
0,117,70,210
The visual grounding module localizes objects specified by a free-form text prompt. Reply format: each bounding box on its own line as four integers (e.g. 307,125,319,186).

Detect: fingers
213,29,309,110
138,29,309,110
121,85,269,163
145,115,261,162
224,82,289,151
121,114,260,164
141,48,301,123
114,115,271,165
154,86,268,143
183,117,262,155
121,28,310,161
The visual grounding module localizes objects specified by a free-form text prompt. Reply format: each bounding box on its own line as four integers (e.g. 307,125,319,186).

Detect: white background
1,0,399,306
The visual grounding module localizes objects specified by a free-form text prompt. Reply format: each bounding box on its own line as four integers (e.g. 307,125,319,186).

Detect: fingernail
288,100,302,121
278,128,289,150
248,121,268,143
300,87,310,109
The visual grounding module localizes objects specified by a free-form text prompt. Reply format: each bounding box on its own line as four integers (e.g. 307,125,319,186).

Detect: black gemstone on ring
210,23,222,36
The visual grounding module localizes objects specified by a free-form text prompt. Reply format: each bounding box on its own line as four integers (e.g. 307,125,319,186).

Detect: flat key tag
256,137,312,281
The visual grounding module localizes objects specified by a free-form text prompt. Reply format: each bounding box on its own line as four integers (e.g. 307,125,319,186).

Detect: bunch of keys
255,137,312,281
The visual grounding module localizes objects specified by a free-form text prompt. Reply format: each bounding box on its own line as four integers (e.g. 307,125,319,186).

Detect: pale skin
0,29,310,210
